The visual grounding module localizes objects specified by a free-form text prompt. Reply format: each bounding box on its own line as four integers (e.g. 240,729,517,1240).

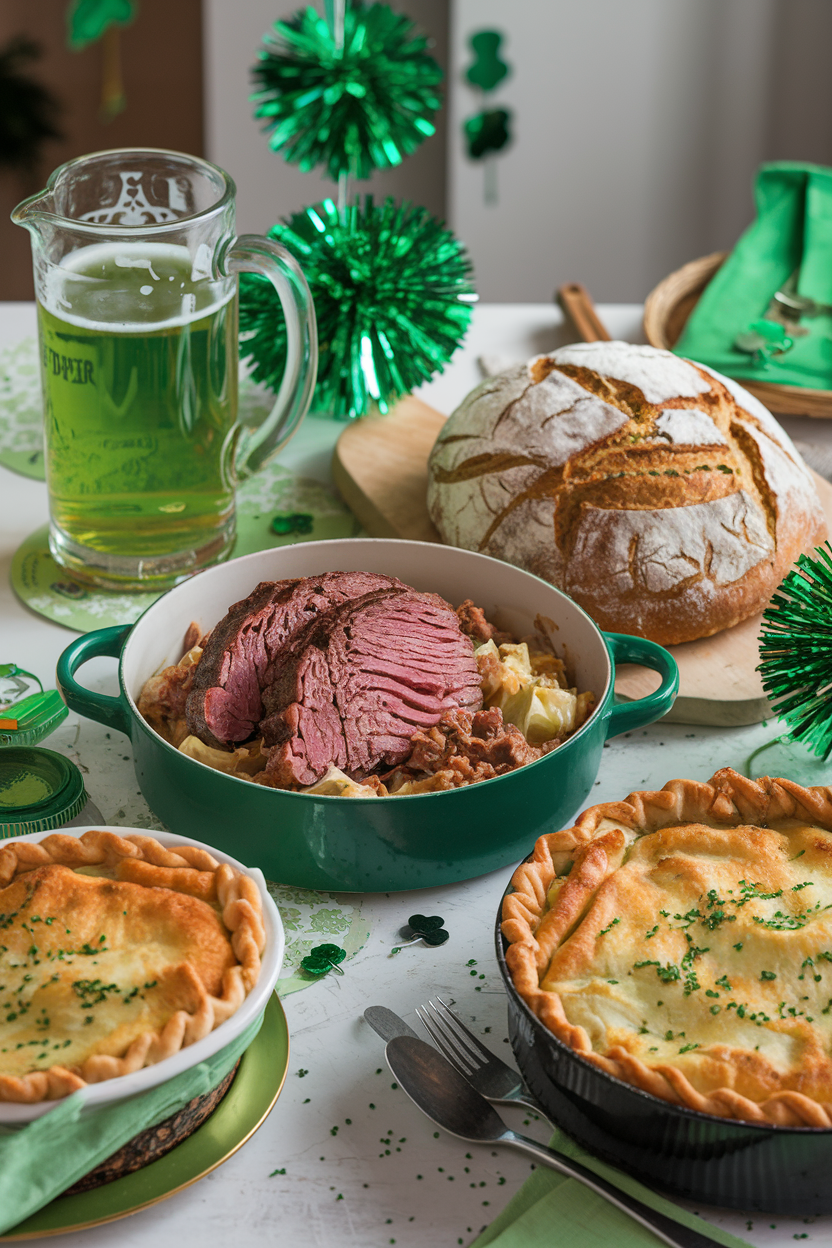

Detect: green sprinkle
598,918,621,937
760,971,777,981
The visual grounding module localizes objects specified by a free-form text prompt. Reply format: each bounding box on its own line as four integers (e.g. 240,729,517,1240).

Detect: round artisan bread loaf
427,341,827,645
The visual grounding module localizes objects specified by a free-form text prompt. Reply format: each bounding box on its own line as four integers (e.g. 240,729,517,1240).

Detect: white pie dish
0,825,284,1124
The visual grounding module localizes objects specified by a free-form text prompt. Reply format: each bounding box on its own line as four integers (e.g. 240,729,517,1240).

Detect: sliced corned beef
261,587,482,787
185,571,403,749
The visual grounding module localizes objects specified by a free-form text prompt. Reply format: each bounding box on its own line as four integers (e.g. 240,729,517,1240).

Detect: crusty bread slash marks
427,342,827,645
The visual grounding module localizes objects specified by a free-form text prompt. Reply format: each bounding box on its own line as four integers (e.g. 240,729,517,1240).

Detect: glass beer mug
12,148,317,589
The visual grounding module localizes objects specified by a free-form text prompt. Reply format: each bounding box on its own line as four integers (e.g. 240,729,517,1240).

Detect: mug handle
56,625,133,738
603,632,679,738
222,235,318,479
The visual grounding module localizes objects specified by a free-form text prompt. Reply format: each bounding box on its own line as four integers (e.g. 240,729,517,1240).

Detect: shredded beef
455,600,514,647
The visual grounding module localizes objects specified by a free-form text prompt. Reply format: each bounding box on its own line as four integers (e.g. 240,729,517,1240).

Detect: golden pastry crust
502,769,832,1127
0,830,266,1103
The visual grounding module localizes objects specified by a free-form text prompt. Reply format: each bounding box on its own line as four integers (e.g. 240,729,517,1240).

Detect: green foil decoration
251,3,442,181
758,543,832,758
239,196,476,420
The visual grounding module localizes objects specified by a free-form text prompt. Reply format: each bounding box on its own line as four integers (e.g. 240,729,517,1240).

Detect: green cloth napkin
675,161,832,388
471,1123,752,1248
0,1012,264,1236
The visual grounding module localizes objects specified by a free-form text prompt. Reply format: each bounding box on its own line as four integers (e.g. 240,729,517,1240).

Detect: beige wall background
447,0,832,303
3,0,832,305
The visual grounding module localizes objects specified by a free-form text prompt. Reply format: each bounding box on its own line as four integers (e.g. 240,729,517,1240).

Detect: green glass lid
0,746,87,837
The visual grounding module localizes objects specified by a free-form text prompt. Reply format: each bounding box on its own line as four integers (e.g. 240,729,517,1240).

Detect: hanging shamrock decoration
66,0,137,120
251,3,442,181
758,543,832,759
463,110,511,161
463,29,513,205
300,943,347,976
240,196,475,420
0,38,62,171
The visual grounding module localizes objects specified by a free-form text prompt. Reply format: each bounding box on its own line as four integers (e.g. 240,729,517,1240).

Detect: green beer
37,242,238,580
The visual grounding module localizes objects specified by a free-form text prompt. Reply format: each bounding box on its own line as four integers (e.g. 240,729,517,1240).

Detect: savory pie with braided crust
0,830,265,1103
503,769,832,1127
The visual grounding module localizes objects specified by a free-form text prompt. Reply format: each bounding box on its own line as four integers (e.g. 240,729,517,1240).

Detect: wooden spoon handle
556,283,612,343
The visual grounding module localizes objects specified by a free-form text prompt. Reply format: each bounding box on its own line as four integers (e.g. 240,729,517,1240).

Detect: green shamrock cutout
464,109,512,161
734,318,793,368
466,31,509,93
66,0,136,49
271,512,314,536
401,914,449,947
300,942,347,976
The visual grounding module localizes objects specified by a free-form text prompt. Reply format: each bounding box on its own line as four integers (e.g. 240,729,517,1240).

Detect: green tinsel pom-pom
239,197,475,420
758,542,832,759
251,3,442,181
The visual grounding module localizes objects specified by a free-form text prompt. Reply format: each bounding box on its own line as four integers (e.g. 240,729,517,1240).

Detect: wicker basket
643,252,832,419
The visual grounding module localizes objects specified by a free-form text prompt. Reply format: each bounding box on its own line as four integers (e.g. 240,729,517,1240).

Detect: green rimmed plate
2,993,289,1240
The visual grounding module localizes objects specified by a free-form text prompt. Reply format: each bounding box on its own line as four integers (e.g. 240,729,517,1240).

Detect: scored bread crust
502,769,832,1128
0,830,266,1103
427,343,827,645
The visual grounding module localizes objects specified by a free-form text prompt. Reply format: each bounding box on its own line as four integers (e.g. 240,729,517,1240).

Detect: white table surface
2,302,832,1248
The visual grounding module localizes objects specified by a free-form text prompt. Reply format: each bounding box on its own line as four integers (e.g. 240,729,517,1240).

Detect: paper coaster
12,459,359,631
0,336,45,479
268,883,371,996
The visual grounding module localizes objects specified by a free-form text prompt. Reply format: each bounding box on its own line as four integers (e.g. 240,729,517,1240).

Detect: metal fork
414,996,553,1124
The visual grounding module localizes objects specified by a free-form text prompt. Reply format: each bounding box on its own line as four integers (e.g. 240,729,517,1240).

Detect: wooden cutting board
332,396,832,726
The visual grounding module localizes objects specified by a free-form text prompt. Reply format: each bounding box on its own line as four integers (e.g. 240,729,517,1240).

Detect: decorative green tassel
239,196,475,420
758,543,832,759
251,3,442,181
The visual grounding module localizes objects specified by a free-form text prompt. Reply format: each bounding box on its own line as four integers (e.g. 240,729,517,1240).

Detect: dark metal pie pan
495,885,832,1215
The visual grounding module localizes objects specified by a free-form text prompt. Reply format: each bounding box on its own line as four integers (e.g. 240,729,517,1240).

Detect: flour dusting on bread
427,341,826,645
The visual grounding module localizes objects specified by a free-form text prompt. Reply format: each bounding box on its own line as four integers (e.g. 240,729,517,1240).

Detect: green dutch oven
57,540,678,892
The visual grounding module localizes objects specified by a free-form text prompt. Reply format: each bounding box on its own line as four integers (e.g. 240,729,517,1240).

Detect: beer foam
41,242,234,332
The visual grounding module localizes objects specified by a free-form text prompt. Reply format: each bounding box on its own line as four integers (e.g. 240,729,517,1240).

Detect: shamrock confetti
271,511,314,536
301,942,347,976
398,914,449,948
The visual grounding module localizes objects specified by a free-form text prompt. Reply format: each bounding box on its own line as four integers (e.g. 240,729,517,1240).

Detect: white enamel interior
120,539,612,723
0,826,284,1124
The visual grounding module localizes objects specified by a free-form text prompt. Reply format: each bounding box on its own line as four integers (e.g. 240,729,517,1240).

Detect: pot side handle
56,625,133,738
602,632,679,739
